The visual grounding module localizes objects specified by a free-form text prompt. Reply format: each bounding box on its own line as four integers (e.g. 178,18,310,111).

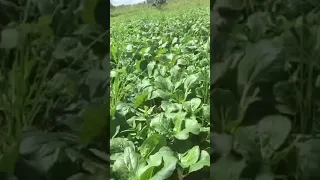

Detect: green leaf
187,98,202,111
139,166,154,180
19,133,57,156
180,146,200,168
80,103,107,143
172,37,178,44
110,138,135,155
139,134,167,158
126,44,133,52
112,147,139,179
0,28,19,49
161,101,182,113
135,92,149,107
258,115,292,159
85,69,107,97
150,114,172,135
211,88,238,131
123,147,139,172
169,66,180,78
175,118,201,140
184,74,198,91
53,37,78,59
211,61,230,84
298,139,320,179
211,154,246,180
211,133,233,156
147,147,178,180
36,15,53,40
147,61,156,76
189,150,210,173
246,12,272,41
233,125,260,161
237,39,283,86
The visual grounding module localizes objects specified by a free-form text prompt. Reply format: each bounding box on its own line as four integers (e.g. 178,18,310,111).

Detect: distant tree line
110,1,115,9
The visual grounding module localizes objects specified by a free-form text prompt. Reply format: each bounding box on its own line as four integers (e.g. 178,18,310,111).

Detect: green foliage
110,2,115,9
0,0,109,179
211,0,320,179
110,6,210,180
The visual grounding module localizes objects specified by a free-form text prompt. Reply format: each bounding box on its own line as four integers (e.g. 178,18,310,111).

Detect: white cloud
111,0,146,6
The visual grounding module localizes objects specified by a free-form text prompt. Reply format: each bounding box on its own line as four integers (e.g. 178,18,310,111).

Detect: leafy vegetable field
211,0,320,179
0,0,109,179
110,6,210,180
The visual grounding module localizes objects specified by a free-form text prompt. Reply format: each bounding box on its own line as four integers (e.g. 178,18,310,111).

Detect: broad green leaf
246,12,272,41
298,139,320,180
19,134,57,156
85,69,107,97
110,138,135,155
233,125,260,161
53,37,78,59
147,61,156,76
175,118,201,140
211,62,230,84
0,28,19,49
123,147,139,172
112,147,139,179
189,150,210,173
258,115,291,159
211,88,238,131
150,114,172,135
211,154,246,180
172,37,178,44
169,66,180,77
237,39,283,86
80,103,107,144
161,101,182,113
187,98,202,111
135,92,148,107
139,134,167,158
211,133,233,156
112,154,131,179
148,147,178,180
173,111,185,134
126,44,133,52
184,74,198,90
180,146,200,168
139,166,154,180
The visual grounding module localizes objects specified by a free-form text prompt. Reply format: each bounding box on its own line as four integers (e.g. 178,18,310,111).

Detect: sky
111,0,145,6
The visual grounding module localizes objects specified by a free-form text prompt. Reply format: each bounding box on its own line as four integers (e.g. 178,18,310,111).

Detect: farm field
110,1,210,179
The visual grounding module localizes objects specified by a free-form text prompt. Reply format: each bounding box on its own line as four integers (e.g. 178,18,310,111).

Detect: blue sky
111,0,145,6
